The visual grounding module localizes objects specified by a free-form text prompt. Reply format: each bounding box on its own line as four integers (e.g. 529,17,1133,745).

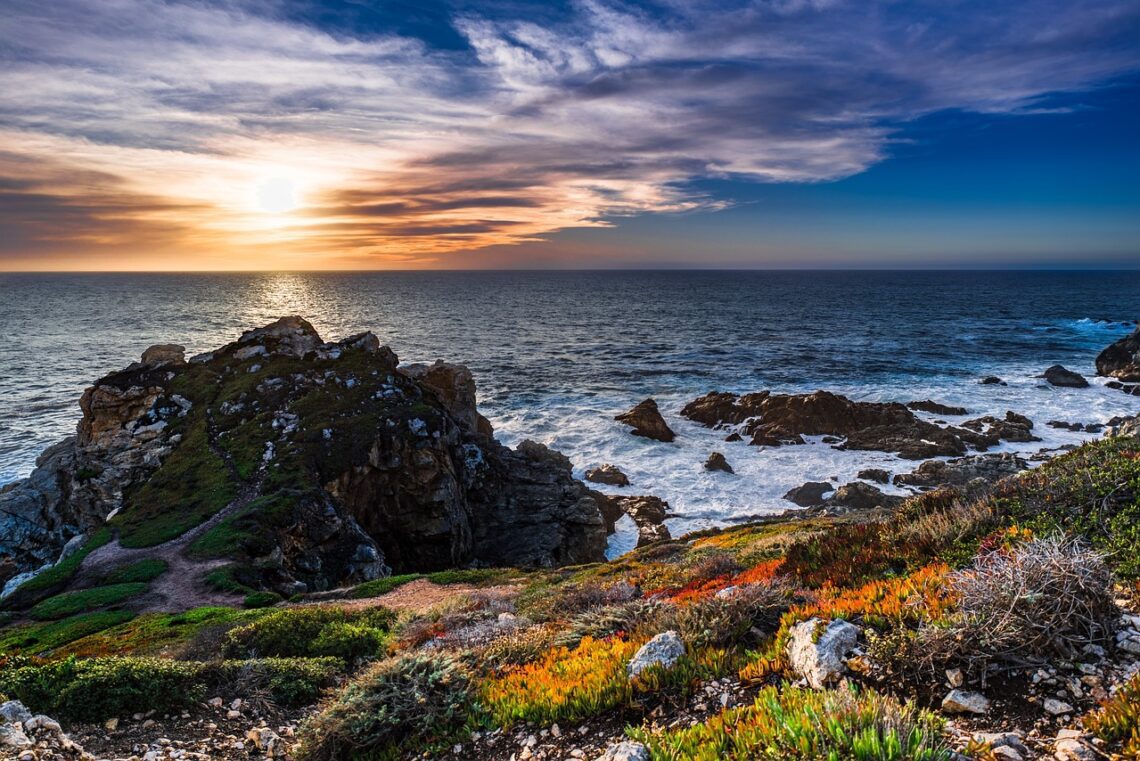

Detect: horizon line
4,266,1140,275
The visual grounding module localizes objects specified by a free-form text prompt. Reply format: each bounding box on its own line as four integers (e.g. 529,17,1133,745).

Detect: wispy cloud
1,0,1138,268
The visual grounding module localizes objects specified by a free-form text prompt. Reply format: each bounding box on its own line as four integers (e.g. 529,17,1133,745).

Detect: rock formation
0,317,608,601
682,390,1036,459
615,399,676,442
1096,326,1140,382
585,464,631,487
894,453,1027,492
703,452,733,473
907,400,967,416
1043,365,1090,388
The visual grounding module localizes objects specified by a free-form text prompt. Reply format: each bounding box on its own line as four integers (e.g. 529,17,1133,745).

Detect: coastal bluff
0,317,607,605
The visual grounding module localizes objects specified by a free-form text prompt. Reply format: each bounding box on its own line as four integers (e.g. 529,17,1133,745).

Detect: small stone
225,710,241,720
1054,729,1095,760
946,668,964,687
142,719,157,729
595,741,650,761
207,697,223,708
941,689,989,715
628,631,685,679
105,717,120,731
1042,698,1073,716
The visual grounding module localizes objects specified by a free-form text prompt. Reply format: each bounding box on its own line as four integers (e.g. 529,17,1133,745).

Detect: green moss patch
102,558,169,585
28,583,148,621
5,528,113,606
0,610,136,655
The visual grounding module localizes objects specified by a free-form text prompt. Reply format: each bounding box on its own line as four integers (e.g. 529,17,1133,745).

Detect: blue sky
1,0,1138,269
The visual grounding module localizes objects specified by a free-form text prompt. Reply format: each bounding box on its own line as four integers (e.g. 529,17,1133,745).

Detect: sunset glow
1,1,1138,270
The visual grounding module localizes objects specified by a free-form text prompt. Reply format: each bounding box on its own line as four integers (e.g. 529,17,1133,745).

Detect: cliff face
0,317,607,599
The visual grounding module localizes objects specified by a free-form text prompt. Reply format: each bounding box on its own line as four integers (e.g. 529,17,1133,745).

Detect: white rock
1043,698,1073,716
628,631,685,679
787,618,860,690
1053,729,1095,760
941,689,990,714
992,746,1023,761
24,715,62,734
595,741,650,761
0,723,31,748
0,701,32,725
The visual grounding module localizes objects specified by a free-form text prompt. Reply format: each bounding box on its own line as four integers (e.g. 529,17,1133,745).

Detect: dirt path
76,420,258,612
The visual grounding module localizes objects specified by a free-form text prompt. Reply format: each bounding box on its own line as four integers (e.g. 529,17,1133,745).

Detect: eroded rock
703,452,733,473
615,399,676,442
1043,365,1089,388
628,631,685,679
585,464,630,487
1096,326,1140,382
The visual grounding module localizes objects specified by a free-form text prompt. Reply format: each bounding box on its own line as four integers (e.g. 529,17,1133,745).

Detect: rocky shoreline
1,319,1139,761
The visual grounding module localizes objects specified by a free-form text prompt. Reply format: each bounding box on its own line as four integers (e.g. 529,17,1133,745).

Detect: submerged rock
1043,364,1090,388
615,398,676,442
1096,326,1140,382
585,464,630,487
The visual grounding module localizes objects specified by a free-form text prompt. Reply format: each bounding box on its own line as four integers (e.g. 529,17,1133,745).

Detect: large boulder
787,618,860,689
1043,365,1089,388
1096,326,1140,382
615,399,676,442
783,481,833,507
825,482,902,512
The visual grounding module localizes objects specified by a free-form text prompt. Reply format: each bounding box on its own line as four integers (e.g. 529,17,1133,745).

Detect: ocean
2,271,1138,555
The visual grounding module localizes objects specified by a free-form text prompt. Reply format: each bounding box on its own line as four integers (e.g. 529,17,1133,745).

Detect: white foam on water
490,361,1140,554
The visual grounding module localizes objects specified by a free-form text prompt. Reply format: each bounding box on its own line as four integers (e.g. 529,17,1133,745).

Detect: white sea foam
490,363,1140,555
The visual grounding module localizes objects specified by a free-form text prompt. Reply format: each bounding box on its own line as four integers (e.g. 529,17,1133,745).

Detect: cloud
1,0,1139,267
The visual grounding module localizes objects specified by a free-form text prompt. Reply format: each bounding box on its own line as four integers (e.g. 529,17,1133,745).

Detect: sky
1,0,1139,271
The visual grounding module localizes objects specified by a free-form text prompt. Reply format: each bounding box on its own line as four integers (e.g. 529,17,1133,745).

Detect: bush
27,583,148,621
904,536,1116,678
225,606,395,661
631,684,950,760
208,657,343,706
480,635,640,726
295,653,476,761
0,656,208,722
0,654,343,721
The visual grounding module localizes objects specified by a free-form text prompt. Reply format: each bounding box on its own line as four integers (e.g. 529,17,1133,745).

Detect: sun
254,175,299,214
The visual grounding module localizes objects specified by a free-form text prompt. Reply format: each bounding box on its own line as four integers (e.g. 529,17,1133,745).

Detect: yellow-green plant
631,684,950,760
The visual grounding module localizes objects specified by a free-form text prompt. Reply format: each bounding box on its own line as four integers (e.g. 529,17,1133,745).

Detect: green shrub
1083,670,1140,757
28,583,148,621
225,606,395,661
295,653,477,761
631,684,950,760
208,657,343,706
0,656,208,722
102,558,169,585
0,654,343,721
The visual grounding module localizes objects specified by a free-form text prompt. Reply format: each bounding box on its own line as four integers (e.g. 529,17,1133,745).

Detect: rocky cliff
0,317,607,603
